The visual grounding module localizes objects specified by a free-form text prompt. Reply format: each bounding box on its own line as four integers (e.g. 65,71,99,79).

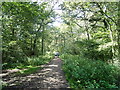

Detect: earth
2,57,70,89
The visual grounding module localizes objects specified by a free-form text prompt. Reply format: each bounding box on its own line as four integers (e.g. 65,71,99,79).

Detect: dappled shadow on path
2,57,70,89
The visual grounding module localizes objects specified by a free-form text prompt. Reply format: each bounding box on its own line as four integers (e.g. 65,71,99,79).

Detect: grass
16,66,41,76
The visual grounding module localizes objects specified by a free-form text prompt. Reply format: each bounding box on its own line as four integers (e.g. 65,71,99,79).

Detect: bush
74,39,113,61
26,55,51,66
3,54,52,70
61,54,120,88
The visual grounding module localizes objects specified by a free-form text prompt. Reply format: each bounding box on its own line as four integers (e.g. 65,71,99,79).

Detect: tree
59,2,119,62
2,2,55,67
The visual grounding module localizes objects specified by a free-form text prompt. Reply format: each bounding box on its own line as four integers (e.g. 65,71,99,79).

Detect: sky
52,1,63,27
31,0,63,27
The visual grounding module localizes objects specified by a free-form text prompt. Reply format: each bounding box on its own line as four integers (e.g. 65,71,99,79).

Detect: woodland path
2,57,70,89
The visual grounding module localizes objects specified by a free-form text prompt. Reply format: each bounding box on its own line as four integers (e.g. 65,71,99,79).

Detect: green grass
16,66,41,76
61,54,120,89
16,65,33,69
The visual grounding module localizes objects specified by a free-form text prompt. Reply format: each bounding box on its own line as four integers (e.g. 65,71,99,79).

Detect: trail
2,57,70,89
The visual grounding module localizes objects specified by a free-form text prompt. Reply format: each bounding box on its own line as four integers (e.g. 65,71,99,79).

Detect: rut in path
3,57,70,89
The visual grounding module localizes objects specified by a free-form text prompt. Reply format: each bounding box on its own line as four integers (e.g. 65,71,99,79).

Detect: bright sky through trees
31,0,63,27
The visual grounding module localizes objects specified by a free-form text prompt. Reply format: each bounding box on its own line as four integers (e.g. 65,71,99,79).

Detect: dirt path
2,57,70,89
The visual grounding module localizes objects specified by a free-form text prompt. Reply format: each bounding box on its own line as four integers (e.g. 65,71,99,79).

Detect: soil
2,57,70,89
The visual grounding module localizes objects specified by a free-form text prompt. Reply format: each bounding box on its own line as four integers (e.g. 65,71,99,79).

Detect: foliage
1,1,120,88
26,55,52,66
60,2,119,61
74,39,113,61
2,54,52,70
61,54,120,88
2,2,55,69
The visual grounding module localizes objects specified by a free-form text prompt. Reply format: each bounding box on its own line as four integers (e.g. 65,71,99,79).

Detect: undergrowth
61,54,120,89
3,54,52,70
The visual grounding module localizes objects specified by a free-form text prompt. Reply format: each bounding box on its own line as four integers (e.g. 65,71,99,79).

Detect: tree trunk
55,37,58,45
64,36,65,48
86,28,90,40
32,22,43,55
109,27,114,63
118,30,120,61
117,1,120,61
70,26,74,37
33,38,37,55
41,25,44,55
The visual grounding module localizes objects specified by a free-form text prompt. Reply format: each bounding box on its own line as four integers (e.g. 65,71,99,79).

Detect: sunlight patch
48,65,58,67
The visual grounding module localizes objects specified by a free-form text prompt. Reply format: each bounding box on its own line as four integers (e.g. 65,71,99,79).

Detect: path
2,57,70,89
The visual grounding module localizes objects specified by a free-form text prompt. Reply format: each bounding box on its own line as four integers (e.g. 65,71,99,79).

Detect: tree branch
96,3,117,25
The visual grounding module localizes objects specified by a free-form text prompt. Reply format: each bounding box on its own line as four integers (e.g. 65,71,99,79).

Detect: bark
32,20,43,55
63,37,65,48
32,38,37,55
117,1,120,61
55,37,58,45
70,26,74,37
118,30,120,61
41,25,44,55
108,23,114,63
86,27,90,40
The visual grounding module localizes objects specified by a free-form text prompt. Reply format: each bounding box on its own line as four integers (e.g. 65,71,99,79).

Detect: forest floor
2,57,70,89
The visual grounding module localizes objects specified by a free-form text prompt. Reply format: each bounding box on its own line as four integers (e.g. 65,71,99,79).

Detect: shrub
74,39,113,61
26,56,50,66
3,54,52,70
61,54,120,88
